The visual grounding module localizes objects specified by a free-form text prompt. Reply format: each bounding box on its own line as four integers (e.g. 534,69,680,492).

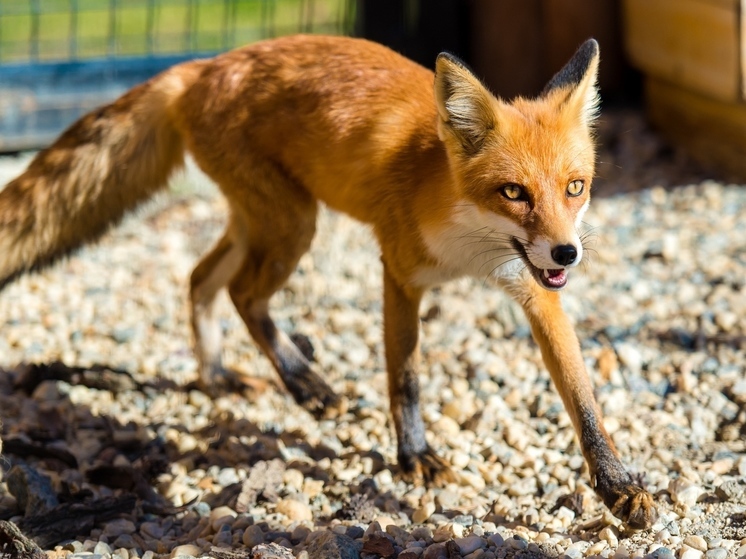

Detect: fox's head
433,40,599,291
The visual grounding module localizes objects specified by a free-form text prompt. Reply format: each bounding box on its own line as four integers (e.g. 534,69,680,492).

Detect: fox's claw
400,447,457,487
196,365,245,397
284,369,342,419
602,481,657,529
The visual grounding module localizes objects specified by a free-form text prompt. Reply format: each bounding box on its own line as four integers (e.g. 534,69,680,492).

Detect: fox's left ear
434,53,497,155
542,39,600,128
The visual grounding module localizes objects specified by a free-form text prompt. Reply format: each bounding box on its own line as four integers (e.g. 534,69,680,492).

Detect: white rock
680,547,703,559
275,499,312,522
412,503,435,524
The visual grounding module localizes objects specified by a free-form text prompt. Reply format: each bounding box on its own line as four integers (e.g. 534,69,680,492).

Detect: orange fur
0,35,654,527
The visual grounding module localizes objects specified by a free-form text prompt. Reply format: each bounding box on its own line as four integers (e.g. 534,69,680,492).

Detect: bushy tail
0,61,202,290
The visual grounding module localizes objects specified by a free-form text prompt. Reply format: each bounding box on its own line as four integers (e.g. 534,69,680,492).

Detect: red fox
0,35,654,528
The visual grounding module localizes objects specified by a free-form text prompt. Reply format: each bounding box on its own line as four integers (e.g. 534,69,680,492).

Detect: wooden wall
624,0,746,179
357,0,636,102
468,0,633,101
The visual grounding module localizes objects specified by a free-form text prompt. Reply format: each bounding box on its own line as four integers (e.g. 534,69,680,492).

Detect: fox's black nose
551,244,577,266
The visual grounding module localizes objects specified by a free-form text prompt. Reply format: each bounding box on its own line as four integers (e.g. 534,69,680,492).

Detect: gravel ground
0,109,745,559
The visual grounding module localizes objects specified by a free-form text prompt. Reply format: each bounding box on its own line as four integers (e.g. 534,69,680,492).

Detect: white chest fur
412,204,526,288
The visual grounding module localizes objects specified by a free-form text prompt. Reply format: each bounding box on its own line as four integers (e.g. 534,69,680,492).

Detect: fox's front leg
508,278,656,529
382,263,455,485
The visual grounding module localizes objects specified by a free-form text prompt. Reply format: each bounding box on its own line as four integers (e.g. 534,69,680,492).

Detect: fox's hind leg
190,217,246,389
224,188,340,417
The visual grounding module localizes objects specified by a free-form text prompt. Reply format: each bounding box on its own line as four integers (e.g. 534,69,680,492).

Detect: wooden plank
470,0,629,99
623,0,741,102
544,0,626,97
646,77,746,179
469,0,545,99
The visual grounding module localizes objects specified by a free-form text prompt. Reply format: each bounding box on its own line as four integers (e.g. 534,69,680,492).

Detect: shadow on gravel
0,360,357,549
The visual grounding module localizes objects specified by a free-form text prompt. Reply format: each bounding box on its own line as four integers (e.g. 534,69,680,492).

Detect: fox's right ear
434,53,497,155
542,39,600,128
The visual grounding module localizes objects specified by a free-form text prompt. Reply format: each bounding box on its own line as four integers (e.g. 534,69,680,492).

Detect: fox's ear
542,39,600,127
434,53,496,155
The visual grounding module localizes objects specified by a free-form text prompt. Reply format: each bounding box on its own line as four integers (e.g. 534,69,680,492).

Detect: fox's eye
567,180,584,197
501,183,524,200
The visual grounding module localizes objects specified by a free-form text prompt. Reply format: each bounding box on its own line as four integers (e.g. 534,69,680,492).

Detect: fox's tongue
543,268,566,287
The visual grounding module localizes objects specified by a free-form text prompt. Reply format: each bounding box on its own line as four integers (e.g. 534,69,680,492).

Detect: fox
0,34,655,528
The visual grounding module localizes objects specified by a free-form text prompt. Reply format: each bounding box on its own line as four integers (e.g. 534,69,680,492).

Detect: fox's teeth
543,269,550,278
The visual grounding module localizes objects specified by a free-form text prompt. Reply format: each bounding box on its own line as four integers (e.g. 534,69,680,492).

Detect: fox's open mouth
511,238,568,290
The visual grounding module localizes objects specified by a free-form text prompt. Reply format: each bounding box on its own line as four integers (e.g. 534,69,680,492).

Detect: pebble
435,489,459,510
276,499,313,522
140,521,164,540
252,543,296,559
432,525,459,543
412,503,436,524
5,465,60,516
599,526,618,548
508,535,528,551
362,533,395,557
94,542,113,555
243,524,266,548
171,544,202,558
214,527,233,547
455,536,484,555
306,532,360,559
651,548,674,559
102,519,136,538
683,536,707,552
112,535,137,549
715,480,746,502
586,541,607,555
679,548,703,559
669,479,702,507
423,543,447,559
487,533,504,548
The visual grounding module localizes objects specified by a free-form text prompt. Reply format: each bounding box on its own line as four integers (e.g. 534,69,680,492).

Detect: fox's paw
196,366,269,398
196,365,239,397
284,370,342,419
400,447,457,487
601,481,657,530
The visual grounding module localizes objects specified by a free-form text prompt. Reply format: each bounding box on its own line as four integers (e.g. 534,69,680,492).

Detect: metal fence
0,0,355,151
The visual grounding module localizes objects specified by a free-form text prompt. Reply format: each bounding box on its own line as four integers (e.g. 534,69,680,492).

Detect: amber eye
502,183,524,200
567,180,584,197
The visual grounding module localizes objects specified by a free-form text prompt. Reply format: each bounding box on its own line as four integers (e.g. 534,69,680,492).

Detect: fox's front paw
598,480,656,529
399,447,457,487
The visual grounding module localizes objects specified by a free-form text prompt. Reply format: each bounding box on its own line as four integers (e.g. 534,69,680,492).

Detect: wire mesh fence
0,0,355,63
0,0,355,151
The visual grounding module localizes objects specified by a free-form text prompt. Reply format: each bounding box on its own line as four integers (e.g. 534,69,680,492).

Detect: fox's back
174,35,443,220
